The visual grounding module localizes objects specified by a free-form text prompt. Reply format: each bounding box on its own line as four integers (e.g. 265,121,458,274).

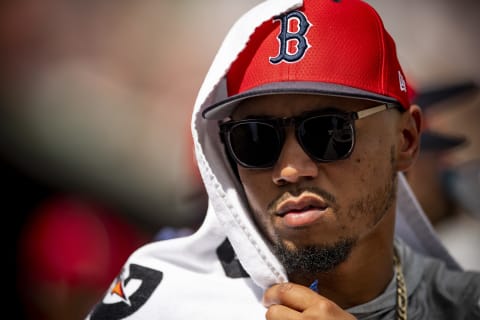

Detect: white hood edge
395,173,461,270
190,0,460,290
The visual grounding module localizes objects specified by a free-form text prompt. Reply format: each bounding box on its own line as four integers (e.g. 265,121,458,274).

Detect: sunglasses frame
219,103,399,169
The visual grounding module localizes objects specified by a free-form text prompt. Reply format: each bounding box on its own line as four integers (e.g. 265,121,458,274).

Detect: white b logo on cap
270,11,311,64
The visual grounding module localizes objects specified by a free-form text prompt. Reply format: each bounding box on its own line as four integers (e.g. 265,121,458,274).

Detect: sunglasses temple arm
355,104,391,120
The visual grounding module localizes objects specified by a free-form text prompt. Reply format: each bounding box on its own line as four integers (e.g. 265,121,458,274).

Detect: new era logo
398,71,407,92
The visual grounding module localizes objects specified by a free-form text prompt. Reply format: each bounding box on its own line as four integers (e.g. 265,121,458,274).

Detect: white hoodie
87,1,460,319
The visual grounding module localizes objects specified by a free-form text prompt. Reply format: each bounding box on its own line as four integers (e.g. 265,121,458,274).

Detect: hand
263,282,356,320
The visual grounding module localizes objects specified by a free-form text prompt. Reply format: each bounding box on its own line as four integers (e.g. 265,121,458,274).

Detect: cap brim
202,81,400,120
414,81,478,110
421,130,467,151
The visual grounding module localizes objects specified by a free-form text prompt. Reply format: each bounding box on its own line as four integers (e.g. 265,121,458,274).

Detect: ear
396,104,423,172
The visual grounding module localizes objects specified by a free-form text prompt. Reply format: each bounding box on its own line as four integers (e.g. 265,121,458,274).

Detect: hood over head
191,0,460,290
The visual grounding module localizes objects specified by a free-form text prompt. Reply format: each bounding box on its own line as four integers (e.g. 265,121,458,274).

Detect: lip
275,195,329,228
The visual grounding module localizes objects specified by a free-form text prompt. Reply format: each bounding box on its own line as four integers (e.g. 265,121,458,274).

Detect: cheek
238,169,272,212
238,169,277,240
352,130,395,178
335,133,395,214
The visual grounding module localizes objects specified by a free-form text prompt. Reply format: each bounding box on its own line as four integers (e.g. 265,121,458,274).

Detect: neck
288,210,396,309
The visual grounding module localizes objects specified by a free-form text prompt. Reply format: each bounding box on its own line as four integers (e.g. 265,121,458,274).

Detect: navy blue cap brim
202,81,400,120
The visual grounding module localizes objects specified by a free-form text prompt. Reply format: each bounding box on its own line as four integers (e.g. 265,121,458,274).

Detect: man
87,0,480,319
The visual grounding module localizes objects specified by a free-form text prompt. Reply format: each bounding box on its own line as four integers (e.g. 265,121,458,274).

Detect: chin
272,236,357,274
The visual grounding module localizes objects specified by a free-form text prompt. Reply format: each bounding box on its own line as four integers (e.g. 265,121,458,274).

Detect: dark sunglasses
219,104,398,168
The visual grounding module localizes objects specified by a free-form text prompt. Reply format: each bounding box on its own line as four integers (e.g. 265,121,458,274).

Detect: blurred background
0,0,478,319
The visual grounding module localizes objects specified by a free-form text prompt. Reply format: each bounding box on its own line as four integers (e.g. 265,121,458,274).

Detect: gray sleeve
409,261,480,319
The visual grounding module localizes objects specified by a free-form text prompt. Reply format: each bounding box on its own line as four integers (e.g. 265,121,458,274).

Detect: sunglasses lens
299,116,354,161
224,114,355,168
228,122,281,168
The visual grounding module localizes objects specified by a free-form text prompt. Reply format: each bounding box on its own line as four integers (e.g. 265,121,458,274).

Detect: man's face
231,94,401,274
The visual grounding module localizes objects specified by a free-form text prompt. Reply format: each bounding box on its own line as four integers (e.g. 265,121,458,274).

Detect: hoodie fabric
87,1,480,319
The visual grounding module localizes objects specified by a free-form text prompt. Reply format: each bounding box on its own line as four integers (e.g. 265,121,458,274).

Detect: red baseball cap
203,0,410,119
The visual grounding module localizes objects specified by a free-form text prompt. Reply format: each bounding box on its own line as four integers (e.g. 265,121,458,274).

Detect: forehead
231,94,379,119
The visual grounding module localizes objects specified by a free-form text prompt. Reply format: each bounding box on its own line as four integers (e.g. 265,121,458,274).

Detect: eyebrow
243,114,271,120
237,106,347,120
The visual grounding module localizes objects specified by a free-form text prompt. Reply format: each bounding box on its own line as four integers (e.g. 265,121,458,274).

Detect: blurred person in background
406,81,480,271
405,81,470,225
16,194,151,320
86,1,480,319
0,0,207,231
1,1,216,317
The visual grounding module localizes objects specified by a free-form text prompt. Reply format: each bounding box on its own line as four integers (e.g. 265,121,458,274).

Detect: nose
272,129,319,185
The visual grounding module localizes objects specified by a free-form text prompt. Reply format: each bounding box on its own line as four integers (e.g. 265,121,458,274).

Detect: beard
272,237,356,274
270,146,398,275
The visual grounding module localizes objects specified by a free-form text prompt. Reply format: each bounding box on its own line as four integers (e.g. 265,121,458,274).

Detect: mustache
267,186,338,214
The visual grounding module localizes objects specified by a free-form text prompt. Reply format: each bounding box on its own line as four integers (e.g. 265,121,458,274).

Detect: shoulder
417,252,480,293
409,250,480,319
85,235,261,319
85,238,198,320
